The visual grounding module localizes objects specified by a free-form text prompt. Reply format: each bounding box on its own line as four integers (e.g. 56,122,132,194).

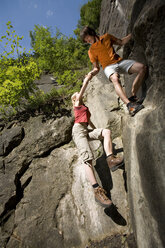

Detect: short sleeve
88,49,97,63
106,33,118,44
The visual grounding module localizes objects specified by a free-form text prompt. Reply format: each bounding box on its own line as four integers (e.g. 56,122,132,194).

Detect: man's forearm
88,67,100,77
121,33,132,45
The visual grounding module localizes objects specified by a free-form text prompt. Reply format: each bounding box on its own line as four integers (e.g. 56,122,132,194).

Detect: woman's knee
84,160,93,168
102,129,111,137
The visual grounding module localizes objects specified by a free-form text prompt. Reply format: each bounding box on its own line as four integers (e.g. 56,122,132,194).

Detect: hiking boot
106,155,124,172
128,95,144,104
127,102,144,117
94,186,112,208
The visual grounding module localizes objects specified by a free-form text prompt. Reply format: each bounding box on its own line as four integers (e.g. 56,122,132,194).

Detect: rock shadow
113,143,127,193
95,153,112,194
112,142,123,155
104,205,127,226
94,146,127,226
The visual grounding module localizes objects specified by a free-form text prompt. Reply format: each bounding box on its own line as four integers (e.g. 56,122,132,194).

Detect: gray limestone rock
6,142,128,248
0,115,73,247
84,70,123,140
1,0,164,247
0,125,24,156
99,0,165,247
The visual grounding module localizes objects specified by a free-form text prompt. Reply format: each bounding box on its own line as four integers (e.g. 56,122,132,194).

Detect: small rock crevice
0,137,72,228
34,139,72,159
0,160,32,227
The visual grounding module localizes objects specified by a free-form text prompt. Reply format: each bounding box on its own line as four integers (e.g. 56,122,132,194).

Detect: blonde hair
71,92,78,106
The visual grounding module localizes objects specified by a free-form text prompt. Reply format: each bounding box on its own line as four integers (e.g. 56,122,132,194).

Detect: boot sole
129,104,144,117
110,161,124,172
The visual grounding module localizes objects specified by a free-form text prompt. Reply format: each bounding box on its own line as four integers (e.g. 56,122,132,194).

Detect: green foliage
0,0,102,119
0,58,40,107
24,88,71,117
78,0,102,31
30,25,90,72
0,22,41,115
0,21,28,59
29,25,55,71
30,25,91,95
28,0,102,104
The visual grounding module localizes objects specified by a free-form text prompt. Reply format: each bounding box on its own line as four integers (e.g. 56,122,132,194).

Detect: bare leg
102,129,113,156
128,62,147,96
110,73,129,104
84,160,97,185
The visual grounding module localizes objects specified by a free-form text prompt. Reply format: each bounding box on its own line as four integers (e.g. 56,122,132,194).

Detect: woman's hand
84,72,93,81
84,73,92,83
85,66,100,80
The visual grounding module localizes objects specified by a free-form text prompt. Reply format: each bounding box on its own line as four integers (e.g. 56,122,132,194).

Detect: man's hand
122,33,132,45
114,33,132,46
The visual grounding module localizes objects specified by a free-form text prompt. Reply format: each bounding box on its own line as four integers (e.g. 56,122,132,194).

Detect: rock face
0,126,24,156
35,74,58,93
0,0,164,247
99,0,165,247
99,0,135,37
0,115,74,247
0,74,130,247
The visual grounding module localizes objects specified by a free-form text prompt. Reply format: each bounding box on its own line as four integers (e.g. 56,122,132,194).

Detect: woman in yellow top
71,73,123,208
80,26,147,117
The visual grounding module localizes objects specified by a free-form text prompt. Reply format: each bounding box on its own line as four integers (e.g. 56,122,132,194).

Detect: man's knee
140,64,147,74
135,63,147,75
129,62,147,75
143,65,147,76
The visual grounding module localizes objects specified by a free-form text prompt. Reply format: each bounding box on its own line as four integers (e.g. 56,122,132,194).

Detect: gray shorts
104,59,136,79
72,123,103,163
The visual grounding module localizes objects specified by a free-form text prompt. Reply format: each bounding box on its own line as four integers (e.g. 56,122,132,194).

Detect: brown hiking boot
106,155,124,172
94,186,112,208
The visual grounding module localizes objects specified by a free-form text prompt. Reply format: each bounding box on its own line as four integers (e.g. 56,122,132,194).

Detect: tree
30,25,90,93
79,0,102,31
0,22,41,115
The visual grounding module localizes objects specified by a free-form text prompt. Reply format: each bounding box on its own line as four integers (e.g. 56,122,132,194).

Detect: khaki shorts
72,123,103,163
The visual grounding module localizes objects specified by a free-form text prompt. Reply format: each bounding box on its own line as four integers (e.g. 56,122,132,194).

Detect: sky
0,0,89,53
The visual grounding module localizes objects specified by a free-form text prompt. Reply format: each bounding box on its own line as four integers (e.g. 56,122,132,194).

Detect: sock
106,153,113,158
128,95,137,101
92,183,99,189
127,102,131,107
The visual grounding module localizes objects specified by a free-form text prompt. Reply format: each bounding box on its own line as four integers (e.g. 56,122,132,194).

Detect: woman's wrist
88,72,93,77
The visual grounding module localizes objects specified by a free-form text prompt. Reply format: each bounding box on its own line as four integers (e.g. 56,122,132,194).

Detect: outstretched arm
114,33,132,46
76,61,100,103
87,61,100,78
77,74,92,102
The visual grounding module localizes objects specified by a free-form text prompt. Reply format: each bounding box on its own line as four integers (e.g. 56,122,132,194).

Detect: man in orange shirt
80,26,147,116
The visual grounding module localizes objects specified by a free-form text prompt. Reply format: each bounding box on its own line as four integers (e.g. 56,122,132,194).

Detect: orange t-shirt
88,33,122,69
